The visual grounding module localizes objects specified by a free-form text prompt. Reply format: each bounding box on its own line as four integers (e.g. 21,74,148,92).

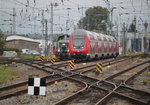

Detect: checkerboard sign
28,77,46,95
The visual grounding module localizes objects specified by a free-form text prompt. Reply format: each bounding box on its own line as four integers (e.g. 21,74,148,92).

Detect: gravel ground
106,97,136,105
83,57,150,104
1,57,150,105
111,63,150,83
83,57,141,80
127,71,150,93
0,80,83,105
59,58,115,71
0,63,49,87
66,87,107,105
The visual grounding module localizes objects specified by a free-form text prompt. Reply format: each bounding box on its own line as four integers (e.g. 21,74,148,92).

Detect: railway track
52,59,150,105
55,86,108,105
0,74,64,100
0,55,150,105
81,57,133,74
96,61,150,105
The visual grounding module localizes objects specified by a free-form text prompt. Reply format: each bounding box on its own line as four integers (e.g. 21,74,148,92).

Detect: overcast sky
0,0,150,35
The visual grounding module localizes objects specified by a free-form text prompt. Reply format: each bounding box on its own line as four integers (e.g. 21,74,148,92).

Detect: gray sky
0,0,150,35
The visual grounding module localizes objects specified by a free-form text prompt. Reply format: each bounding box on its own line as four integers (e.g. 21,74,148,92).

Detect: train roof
71,29,87,36
71,29,116,41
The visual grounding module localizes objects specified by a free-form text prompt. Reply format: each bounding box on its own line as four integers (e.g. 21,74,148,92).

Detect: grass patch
49,54,56,59
126,52,143,56
147,71,150,83
118,52,143,57
18,54,40,59
0,65,20,84
17,53,56,61
0,65,12,83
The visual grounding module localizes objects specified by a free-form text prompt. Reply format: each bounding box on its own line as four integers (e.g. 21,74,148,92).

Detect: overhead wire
0,10,13,16
129,0,136,12
140,0,143,13
145,0,150,8
11,0,41,10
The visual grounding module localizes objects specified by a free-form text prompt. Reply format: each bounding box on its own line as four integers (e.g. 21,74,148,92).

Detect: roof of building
6,35,40,43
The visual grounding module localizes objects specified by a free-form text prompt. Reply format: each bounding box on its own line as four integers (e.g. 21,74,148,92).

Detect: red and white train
69,29,119,60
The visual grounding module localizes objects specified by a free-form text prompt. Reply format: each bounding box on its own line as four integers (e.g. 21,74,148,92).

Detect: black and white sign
28,77,46,95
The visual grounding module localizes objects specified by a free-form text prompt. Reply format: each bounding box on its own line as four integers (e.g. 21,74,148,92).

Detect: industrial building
5,35,40,51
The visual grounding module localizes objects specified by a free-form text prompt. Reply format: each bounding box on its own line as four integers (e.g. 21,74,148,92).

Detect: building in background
5,34,40,51
123,32,150,53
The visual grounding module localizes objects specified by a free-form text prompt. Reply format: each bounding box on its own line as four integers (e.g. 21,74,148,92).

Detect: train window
113,39,116,42
110,47,112,52
93,48,95,53
72,35,85,50
98,48,101,53
103,37,107,41
104,48,107,52
91,48,95,53
98,36,102,41
108,38,112,42
90,48,92,53
89,34,94,40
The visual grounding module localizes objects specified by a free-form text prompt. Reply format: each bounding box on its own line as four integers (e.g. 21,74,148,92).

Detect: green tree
128,23,136,32
0,29,6,49
78,6,109,32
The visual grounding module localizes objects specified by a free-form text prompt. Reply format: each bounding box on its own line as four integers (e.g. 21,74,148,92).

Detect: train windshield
60,43,68,52
72,35,85,50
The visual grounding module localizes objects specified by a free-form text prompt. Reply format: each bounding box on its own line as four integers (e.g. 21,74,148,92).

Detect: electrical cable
130,0,136,12
0,10,13,16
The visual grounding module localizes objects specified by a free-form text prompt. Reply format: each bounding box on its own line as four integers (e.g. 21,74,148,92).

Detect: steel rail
0,74,64,100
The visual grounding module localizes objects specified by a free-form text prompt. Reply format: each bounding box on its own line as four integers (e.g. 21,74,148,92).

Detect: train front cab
69,30,89,60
